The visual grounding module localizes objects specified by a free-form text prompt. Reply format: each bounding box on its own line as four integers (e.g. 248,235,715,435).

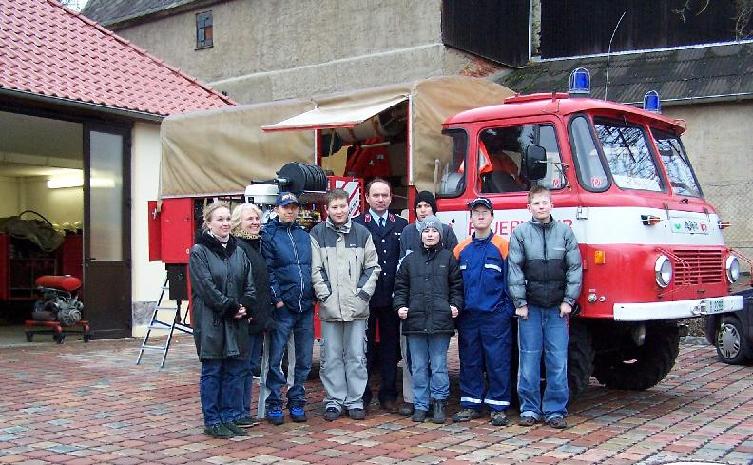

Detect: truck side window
437,129,468,198
570,116,609,192
478,124,565,194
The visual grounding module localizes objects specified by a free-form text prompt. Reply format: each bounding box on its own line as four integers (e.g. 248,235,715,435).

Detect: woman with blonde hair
189,201,256,438
231,203,274,426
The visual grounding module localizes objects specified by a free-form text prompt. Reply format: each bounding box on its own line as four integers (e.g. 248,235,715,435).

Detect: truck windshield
437,129,467,197
593,118,664,192
651,129,703,197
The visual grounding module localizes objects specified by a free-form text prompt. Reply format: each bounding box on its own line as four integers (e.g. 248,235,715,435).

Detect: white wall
0,176,20,217
130,122,166,337
19,177,83,225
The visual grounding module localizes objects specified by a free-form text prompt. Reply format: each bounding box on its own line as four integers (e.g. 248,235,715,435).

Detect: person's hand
450,305,459,318
559,302,572,318
275,301,285,309
397,307,409,319
235,306,247,319
515,305,528,320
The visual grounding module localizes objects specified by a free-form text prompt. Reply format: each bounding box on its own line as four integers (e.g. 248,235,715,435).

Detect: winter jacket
310,218,381,321
454,233,513,315
236,236,275,334
261,219,314,313
353,211,408,307
394,245,463,335
189,233,255,359
507,216,583,309
399,221,458,259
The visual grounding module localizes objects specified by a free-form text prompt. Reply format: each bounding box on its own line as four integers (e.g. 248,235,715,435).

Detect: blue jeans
406,334,451,412
200,358,246,427
240,333,264,418
266,306,314,409
517,304,569,421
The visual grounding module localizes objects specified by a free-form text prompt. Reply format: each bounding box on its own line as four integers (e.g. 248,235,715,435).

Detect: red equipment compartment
154,198,195,264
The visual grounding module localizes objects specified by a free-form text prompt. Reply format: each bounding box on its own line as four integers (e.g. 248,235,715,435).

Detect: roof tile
0,0,234,117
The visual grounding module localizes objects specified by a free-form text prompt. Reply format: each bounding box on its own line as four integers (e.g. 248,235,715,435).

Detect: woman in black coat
394,217,463,424
231,203,275,427
189,202,256,438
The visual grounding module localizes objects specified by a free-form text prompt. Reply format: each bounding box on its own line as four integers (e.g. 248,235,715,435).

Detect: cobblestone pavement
1,336,752,465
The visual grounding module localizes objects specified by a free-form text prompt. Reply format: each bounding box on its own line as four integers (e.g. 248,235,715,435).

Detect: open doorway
0,111,84,345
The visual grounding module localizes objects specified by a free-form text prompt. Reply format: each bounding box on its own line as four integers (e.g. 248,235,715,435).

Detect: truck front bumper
613,295,743,321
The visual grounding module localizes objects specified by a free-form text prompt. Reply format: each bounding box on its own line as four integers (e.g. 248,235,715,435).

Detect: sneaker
234,416,259,428
490,411,509,426
547,416,568,429
348,408,366,420
223,422,249,436
204,423,234,438
398,402,415,416
289,406,307,423
412,409,428,422
266,406,284,425
323,407,340,421
452,408,482,422
518,416,537,427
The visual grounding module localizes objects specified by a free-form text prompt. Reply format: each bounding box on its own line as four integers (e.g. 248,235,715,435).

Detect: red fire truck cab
433,73,746,396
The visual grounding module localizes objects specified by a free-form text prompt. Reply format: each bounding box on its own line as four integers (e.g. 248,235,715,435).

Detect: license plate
699,298,727,315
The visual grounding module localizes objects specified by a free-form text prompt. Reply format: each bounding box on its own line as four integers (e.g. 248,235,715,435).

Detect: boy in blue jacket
452,197,514,426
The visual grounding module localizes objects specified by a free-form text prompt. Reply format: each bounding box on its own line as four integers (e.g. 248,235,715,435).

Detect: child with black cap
393,216,463,423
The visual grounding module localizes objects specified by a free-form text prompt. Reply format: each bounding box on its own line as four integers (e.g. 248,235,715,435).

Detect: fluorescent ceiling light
48,175,83,189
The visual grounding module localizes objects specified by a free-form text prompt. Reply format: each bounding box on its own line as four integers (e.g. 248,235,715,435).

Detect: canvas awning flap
261,95,408,132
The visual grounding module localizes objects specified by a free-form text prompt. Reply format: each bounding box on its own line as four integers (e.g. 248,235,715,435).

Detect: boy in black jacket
394,217,463,423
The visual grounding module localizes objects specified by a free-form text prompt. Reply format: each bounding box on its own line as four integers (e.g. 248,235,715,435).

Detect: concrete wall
664,101,753,260
130,122,167,337
18,177,83,225
115,0,478,103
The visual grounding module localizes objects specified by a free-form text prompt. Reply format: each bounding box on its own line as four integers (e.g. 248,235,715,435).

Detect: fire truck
153,73,747,398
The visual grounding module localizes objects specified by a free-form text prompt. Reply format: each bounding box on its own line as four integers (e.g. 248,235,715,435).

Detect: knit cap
418,215,443,241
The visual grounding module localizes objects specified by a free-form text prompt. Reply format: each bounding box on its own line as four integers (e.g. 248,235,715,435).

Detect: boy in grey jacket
508,185,582,429
311,189,381,421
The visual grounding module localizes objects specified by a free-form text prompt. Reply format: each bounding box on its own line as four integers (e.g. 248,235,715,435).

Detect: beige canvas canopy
160,76,513,198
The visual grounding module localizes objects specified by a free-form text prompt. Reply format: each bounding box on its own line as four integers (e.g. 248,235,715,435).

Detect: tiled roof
82,0,201,27
495,42,753,105
0,0,234,117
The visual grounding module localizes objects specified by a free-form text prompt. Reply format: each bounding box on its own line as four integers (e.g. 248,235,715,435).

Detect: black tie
379,217,385,229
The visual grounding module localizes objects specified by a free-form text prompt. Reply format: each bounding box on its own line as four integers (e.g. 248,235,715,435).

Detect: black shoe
266,405,284,425
323,407,340,421
234,416,259,428
432,400,446,424
290,405,307,422
348,408,366,420
547,416,568,429
412,409,428,422
223,422,249,436
204,423,234,438
398,402,415,416
518,415,537,427
452,408,482,422
381,399,399,413
490,411,509,426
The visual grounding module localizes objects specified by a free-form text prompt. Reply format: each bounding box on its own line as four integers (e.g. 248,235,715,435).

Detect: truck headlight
655,255,672,288
725,256,740,283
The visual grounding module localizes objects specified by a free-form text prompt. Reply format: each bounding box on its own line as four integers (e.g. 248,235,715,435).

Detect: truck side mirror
526,144,547,181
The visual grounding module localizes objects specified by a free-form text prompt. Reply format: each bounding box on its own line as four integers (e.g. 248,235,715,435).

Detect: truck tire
715,315,752,365
594,323,679,391
568,319,594,401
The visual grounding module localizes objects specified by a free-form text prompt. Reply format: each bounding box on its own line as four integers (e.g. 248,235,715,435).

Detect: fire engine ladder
136,277,193,368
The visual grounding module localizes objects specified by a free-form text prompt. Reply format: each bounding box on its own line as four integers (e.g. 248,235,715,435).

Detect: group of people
189,178,582,439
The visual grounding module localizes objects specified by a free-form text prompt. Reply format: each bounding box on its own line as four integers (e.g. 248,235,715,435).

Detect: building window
196,11,213,49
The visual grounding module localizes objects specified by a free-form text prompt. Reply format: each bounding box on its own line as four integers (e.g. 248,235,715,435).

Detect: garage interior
0,111,84,345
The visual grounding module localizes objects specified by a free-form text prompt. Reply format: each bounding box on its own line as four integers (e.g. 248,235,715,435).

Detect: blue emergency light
568,67,590,97
643,90,661,113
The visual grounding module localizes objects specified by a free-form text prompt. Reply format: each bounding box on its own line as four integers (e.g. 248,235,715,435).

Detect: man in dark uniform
353,178,408,412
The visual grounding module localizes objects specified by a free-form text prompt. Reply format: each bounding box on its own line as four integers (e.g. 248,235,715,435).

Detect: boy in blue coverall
452,197,515,426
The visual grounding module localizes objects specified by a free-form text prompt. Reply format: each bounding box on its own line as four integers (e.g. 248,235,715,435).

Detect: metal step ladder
136,276,193,368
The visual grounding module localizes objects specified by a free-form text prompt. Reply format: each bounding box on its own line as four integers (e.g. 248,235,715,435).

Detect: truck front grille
673,249,724,285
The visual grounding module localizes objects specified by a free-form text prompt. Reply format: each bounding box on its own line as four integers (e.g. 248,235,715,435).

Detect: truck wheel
715,315,751,364
568,319,594,401
594,323,679,391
